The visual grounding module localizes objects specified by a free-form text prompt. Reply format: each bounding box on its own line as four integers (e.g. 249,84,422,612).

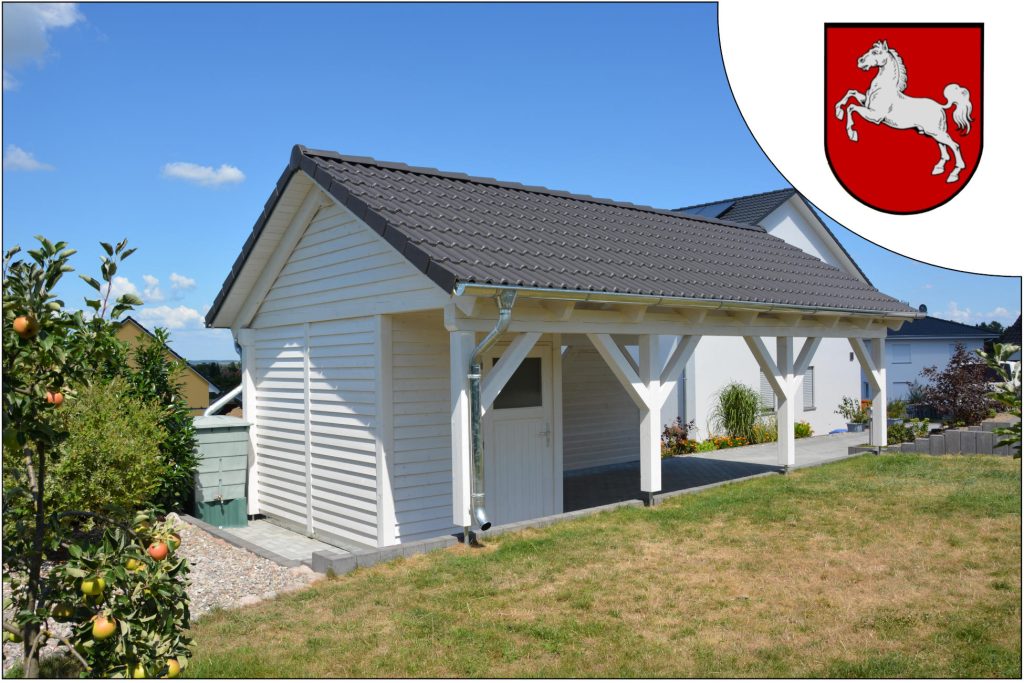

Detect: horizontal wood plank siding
251,201,446,328
252,327,308,528
307,317,379,547
390,311,460,542
562,343,640,470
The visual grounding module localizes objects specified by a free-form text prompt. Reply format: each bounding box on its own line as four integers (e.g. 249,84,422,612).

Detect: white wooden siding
251,318,380,548
307,318,379,547
252,326,309,529
390,311,461,542
561,341,640,470
251,201,447,328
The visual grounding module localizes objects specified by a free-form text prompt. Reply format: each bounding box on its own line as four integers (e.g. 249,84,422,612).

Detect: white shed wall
251,200,447,329
389,311,461,543
561,341,640,470
250,320,380,548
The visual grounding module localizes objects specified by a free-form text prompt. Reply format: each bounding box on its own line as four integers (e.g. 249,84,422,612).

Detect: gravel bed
3,514,320,672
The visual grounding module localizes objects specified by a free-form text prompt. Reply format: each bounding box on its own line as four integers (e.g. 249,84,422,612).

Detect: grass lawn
188,454,1021,678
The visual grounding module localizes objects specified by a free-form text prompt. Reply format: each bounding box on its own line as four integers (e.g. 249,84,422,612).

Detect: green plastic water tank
192,415,250,528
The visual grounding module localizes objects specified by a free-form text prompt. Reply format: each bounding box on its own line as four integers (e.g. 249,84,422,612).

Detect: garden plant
2,238,192,677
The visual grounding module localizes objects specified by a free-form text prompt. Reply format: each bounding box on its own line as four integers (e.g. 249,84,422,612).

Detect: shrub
124,328,198,512
750,416,778,444
920,343,990,426
887,398,908,419
976,343,1022,457
661,418,698,457
694,440,717,453
711,382,761,442
794,421,813,439
836,396,870,424
887,422,917,445
48,378,168,517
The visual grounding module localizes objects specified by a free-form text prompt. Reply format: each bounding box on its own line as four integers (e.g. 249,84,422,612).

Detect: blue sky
3,3,1019,359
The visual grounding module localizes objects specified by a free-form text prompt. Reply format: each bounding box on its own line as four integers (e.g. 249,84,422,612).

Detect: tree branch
51,632,91,672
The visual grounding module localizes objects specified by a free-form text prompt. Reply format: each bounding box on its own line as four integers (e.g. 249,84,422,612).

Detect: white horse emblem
834,40,973,183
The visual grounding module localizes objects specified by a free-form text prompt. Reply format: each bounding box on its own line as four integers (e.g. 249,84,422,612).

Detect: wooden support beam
586,333,649,408
776,312,803,326
659,335,701,404
616,303,648,323
480,332,542,410
452,295,484,318
730,310,759,325
776,336,796,468
541,300,576,321
676,308,709,325
615,338,639,374
744,336,785,398
849,337,887,448
794,337,822,377
638,335,662,495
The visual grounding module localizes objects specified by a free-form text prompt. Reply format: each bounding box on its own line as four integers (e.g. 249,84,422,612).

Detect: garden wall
885,420,1019,456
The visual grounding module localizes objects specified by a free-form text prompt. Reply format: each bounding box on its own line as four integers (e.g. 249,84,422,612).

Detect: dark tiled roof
206,146,917,325
677,188,872,285
889,316,998,339
677,189,796,225
999,315,1021,344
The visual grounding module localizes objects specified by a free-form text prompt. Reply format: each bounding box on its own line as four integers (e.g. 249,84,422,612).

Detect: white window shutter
802,366,815,410
759,371,775,410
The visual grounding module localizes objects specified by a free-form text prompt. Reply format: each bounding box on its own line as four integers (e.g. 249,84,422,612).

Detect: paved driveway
564,432,867,512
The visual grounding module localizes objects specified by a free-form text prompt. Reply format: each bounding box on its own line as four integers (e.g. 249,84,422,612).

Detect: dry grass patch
187,454,1020,678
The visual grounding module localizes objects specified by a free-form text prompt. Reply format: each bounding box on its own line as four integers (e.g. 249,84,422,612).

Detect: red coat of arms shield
825,24,983,214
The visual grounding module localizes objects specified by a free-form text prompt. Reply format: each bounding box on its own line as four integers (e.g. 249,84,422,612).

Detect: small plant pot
847,422,866,433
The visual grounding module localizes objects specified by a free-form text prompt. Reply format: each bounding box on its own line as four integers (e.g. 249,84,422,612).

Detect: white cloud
137,305,205,330
162,162,245,187
141,274,165,303
169,272,196,290
3,145,54,172
944,301,1018,325
104,275,139,301
2,3,83,90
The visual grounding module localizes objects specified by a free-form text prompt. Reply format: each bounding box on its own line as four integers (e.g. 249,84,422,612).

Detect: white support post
776,336,796,469
849,337,887,448
870,338,887,447
638,335,662,498
450,330,475,529
744,335,816,470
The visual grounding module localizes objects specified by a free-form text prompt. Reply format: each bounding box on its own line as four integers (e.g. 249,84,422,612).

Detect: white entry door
483,344,556,526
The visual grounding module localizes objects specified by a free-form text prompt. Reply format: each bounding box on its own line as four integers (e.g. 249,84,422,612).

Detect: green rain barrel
192,415,250,528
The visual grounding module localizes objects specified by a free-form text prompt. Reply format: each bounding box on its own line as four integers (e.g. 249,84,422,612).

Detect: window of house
891,343,911,364
492,357,542,409
803,366,815,410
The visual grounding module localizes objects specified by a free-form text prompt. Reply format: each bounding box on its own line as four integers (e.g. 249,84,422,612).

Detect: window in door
492,357,542,409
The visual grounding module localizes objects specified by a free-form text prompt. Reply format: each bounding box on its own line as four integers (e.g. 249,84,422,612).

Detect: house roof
206,146,918,326
888,315,997,339
677,188,797,225
999,315,1022,345
117,316,220,392
676,188,871,284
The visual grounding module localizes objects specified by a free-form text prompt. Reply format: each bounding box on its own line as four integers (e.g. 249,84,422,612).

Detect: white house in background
205,146,918,549
674,190,874,437
873,311,997,400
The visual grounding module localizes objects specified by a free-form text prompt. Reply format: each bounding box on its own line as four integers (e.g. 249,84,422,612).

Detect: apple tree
2,237,192,677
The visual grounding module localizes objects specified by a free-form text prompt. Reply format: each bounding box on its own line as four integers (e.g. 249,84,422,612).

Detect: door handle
538,423,552,446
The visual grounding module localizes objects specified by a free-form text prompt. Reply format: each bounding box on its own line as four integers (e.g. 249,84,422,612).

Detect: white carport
446,289,896,529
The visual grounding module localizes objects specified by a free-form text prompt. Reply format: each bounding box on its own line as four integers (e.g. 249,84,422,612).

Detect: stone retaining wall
885,420,1019,456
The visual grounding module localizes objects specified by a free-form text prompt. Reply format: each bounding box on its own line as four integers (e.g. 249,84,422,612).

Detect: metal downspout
468,289,517,539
